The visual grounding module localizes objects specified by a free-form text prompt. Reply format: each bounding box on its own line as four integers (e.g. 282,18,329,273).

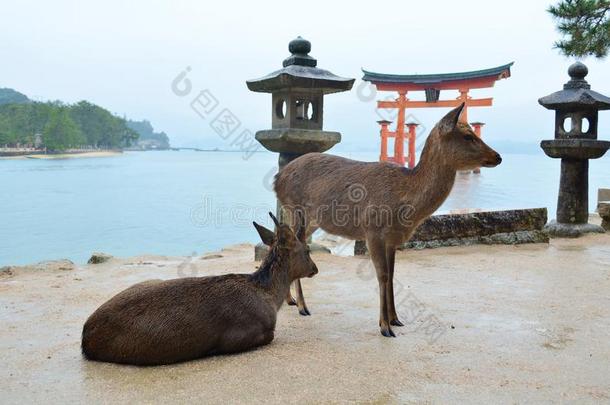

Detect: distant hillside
0,88,171,151
126,120,170,150
0,88,31,106
0,100,138,150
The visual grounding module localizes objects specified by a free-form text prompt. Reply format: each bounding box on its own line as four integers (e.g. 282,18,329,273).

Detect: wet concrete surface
1,235,610,404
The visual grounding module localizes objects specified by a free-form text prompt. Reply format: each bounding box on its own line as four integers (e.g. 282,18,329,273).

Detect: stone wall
599,188,610,205
354,208,548,255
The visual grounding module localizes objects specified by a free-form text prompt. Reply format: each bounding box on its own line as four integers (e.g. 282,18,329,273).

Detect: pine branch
548,0,610,58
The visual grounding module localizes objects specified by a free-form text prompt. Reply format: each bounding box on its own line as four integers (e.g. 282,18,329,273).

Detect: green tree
70,101,139,148
0,103,49,146
0,88,149,149
43,107,85,151
549,0,610,58
127,119,170,149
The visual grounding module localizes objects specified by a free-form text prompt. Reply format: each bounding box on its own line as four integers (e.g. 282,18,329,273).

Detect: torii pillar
377,120,392,161
405,122,419,169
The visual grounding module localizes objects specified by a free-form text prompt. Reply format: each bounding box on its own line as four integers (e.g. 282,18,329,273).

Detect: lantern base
255,129,340,154
540,139,610,160
543,220,605,238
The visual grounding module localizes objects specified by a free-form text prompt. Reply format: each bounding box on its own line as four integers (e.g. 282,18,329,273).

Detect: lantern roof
246,36,354,94
539,62,610,111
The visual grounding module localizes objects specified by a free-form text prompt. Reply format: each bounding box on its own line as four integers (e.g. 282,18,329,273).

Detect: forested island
0,88,170,152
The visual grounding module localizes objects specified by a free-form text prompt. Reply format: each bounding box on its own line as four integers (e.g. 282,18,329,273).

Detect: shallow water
1,150,609,265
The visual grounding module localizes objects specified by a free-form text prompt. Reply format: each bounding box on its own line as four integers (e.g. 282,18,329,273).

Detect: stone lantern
247,36,354,166
247,36,354,257
539,62,610,237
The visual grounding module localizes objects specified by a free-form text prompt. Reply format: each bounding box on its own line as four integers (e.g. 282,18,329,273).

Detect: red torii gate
362,63,513,169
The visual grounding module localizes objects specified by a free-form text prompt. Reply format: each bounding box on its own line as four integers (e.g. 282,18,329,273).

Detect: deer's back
275,153,408,204
82,274,276,365
275,153,415,239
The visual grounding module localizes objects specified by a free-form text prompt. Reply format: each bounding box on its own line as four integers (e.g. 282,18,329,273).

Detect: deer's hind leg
283,205,318,315
294,279,310,316
218,325,275,354
282,205,299,307
386,246,403,326
293,221,319,316
285,291,297,306
367,235,394,337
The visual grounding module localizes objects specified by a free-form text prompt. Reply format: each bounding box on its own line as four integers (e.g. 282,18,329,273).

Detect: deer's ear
438,103,465,135
253,221,275,246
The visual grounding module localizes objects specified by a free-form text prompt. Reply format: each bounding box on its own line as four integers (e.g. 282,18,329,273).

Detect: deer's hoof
298,307,311,316
390,319,404,327
380,327,396,338
286,297,297,306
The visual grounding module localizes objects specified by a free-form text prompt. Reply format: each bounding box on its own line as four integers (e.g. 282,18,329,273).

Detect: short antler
269,211,281,228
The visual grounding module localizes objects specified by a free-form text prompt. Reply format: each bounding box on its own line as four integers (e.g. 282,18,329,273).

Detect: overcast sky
2,0,609,152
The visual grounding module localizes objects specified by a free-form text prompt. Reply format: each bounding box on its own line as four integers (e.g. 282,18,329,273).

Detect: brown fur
274,104,502,337
81,213,317,365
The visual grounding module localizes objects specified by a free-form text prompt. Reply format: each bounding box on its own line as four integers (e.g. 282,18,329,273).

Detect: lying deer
275,103,502,337
81,212,317,365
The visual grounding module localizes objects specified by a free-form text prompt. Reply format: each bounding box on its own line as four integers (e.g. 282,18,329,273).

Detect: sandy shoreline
0,151,122,160
2,234,610,403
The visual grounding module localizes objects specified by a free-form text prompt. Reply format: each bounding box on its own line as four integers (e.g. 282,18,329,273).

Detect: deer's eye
463,134,476,142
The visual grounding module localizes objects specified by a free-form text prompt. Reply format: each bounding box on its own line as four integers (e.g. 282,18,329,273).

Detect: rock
88,253,113,264
355,208,549,255
354,240,367,256
201,254,223,260
596,202,610,231
403,230,549,250
309,242,331,254
411,208,547,241
0,266,15,278
0,260,74,275
35,260,75,271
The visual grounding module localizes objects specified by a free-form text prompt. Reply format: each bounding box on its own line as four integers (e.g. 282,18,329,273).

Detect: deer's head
428,103,502,171
253,212,318,280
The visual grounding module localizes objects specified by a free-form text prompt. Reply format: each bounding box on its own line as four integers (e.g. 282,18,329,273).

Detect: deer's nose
494,153,502,165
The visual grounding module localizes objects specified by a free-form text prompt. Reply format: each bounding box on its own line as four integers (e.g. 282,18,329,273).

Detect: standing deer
274,103,502,337
81,212,317,365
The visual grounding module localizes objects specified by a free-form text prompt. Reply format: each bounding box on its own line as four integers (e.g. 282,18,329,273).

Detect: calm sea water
1,150,609,266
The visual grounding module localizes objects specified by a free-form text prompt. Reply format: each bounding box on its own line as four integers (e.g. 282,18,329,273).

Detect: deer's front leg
386,246,403,326
294,279,310,316
367,236,394,337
